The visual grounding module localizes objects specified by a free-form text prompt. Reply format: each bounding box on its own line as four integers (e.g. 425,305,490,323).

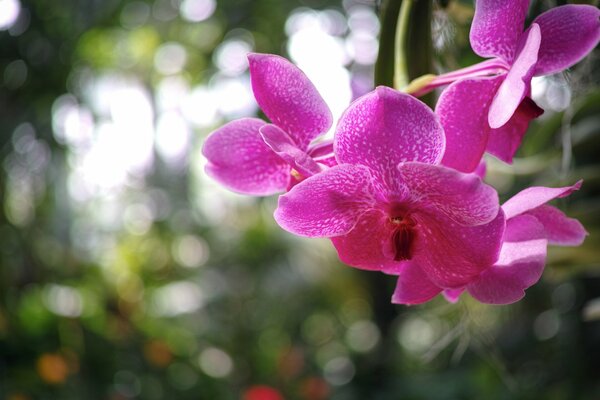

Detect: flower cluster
202,0,598,305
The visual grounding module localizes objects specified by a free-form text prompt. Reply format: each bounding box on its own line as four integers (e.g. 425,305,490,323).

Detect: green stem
375,0,435,106
374,0,402,87
394,0,414,90
399,0,435,105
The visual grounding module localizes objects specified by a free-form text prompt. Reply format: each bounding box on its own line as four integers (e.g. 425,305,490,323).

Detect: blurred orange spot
36,353,69,384
242,385,284,400
277,347,304,379
300,377,330,400
7,394,30,400
143,340,173,368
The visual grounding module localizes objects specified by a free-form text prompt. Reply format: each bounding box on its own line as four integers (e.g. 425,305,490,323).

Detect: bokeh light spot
154,42,188,75
0,0,20,31
120,1,151,29
533,310,560,340
4,59,27,89
198,347,233,378
242,385,284,400
43,285,83,317
172,235,210,268
345,320,380,352
323,356,355,386
214,39,253,76
36,353,69,384
180,0,216,22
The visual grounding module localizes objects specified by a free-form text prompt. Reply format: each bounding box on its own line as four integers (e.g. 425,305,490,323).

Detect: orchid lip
389,213,416,261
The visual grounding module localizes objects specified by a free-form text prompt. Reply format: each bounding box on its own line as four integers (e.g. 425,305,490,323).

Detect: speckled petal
470,0,530,62
248,53,332,148
467,215,547,304
413,209,505,289
335,87,445,190
502,181,582,219
308,140,334,159
398,162,499,226
331,210,405,273
274,164,376,237
436,76,502,173
486,97,544,163
525,205,587,246
488,24,541,129
308,140,337,167
260,124,322,177
203,118,290,195
533,5,600,76
392,262,442,305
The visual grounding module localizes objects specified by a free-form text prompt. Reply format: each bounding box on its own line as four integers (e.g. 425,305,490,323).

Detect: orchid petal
442,288,464,303
308,140,334,159
392,262,442,305
314,155,337,168
467,215,547,304
248,53,332,147
533,5,600,76
274,164,376,237
486,97,543,163
413,209,506,288
203,118,289,195
470,0,530,62
436,76,502,173
526,205,587,246
331,210,405,273
398,162,499,226
260,124,322,177
489,24,541,129
473,161,487,180
335,87,445,189
308,140,337,167
502,181,582,219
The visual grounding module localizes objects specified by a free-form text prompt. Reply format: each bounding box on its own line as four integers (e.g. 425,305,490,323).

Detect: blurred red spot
242,385,284,400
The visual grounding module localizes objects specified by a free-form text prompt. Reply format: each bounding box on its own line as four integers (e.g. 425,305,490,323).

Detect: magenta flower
202,53,334,195
434,2,600,172
396,182,587,305
274,87,506,296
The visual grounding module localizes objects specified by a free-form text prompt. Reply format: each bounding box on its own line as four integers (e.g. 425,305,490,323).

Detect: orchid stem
374,0,402,88
404,59,510,97
393,0,435,106
394,0,413,90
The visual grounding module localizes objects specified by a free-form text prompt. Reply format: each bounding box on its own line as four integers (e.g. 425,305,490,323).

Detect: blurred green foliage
0,0,599,399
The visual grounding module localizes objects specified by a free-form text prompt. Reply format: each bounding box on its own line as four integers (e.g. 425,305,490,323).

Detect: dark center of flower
390,215,416,261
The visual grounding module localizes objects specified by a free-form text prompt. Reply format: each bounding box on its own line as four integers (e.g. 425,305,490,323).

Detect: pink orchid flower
432,2,600,173
395,182,587,305
274,87,506,297
202,53,335,195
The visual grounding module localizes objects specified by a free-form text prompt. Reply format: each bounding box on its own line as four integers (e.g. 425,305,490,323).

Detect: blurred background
0,0,599,399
